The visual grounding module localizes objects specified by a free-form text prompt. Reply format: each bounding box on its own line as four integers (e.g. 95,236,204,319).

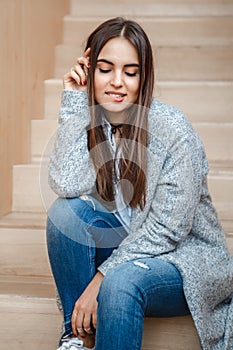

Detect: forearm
48,90,96,196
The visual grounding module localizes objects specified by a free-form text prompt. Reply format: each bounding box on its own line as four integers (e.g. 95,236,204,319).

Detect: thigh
47,196,126,245
141,258,190,317
107,257,190,318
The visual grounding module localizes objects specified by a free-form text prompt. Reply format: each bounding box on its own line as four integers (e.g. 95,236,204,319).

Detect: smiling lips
106,91,126,102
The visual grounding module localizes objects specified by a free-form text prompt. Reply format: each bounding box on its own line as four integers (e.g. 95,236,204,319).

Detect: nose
111,70,123,88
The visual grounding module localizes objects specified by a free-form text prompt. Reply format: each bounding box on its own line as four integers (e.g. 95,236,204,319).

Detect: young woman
46,17,233,350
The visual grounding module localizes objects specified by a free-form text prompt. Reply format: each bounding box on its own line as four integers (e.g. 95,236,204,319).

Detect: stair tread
70,0,233,17
0,294,61,350
0,209,232,232
0,211,47,229
62,15,233,48
0,275,55,298
0,294,201,350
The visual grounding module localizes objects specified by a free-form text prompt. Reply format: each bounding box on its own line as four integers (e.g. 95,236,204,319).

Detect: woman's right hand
63,48,91,91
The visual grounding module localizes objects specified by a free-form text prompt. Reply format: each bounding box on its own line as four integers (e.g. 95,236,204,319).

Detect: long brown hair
85,17,154,210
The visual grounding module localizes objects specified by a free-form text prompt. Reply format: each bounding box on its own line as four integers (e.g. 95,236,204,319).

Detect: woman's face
94,37,140,122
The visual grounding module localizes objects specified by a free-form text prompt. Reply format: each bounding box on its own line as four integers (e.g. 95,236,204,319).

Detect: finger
92,311,97,329
76,311,86,337
76,58,90,78
70,67,84,86
84,48,91,73
71,310,80,336
83,64,89,78
77,55,90,69
83,314,93,335
73,64,87,85
84,47,91,58
84,327,93,335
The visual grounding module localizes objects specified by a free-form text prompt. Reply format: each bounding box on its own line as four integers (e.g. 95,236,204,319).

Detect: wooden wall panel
0,0,69,216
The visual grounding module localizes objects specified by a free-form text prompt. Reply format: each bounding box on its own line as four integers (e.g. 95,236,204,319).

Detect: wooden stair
1,0,233,349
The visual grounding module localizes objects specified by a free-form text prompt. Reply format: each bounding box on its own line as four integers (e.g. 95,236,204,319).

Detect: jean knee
47,197,93,245
48,196,90,224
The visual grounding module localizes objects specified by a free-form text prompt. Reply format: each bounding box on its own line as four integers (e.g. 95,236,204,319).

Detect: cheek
128,78,140,97
94,74,109,98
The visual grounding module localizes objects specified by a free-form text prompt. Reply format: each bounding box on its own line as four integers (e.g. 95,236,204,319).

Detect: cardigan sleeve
48,90,96,197
98,130,209,276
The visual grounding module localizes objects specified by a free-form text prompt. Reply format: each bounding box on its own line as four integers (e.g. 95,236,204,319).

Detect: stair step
194,123,233,166
208,171,233,208
142,317,201,349
0,228,51,277
0,295,61,350
0,210,232,233
70,0,233,16
0,211,46,229
44,78,62,119
55,44,233,81
62,16,233,47
0,216,231,280
156,81,233,123
12,164,44,212
0,294,201,350
31,119,57,163
0,275,54,298
0,212,231,300
44,79,233,123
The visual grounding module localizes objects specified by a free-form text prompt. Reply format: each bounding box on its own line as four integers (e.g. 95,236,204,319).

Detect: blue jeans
46,196,190,350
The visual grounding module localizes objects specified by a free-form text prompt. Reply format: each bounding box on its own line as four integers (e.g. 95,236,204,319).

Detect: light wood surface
0,0,69,216
0,295,201,350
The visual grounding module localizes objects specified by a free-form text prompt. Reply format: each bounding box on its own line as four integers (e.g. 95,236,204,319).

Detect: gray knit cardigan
49,90,233,350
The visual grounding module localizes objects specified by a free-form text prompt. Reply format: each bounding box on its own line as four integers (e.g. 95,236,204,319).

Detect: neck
104,110,126,125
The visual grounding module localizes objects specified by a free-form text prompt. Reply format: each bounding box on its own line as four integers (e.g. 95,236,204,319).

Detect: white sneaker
57,337,94,350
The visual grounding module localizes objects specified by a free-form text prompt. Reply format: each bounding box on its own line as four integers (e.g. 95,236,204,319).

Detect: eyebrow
97,58,139,68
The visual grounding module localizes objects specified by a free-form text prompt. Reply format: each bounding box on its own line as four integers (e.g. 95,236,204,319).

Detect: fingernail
87,62,90,68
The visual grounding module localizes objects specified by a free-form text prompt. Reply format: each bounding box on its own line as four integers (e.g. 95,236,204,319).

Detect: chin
101,101,132,114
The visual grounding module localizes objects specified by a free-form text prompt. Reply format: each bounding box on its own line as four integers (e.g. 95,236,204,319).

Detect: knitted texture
49,90,233,349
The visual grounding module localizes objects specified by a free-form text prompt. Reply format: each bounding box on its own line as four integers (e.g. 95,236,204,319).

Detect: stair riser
44,79,63,119
1,228,232,281
70,0,233,16
208,175,233,207
31,120,57,163
0,228,51,278
55,45,233,81
155,82,233,123
31,120,233,168
63,16,233,47
194,124,233,164
12,166,43,212
44,80,233,123
12,164,233,213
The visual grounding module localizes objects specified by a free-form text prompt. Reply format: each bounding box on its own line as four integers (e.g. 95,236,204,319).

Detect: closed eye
125,72,137,77
99,68,111,73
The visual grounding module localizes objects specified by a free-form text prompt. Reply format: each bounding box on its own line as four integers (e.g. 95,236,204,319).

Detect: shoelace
58,338,85,349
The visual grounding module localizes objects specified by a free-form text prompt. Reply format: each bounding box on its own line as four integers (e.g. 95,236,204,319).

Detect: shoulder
148,98,204,151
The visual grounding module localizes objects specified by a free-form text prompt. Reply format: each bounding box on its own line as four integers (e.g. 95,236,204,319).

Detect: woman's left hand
71,272,104,337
